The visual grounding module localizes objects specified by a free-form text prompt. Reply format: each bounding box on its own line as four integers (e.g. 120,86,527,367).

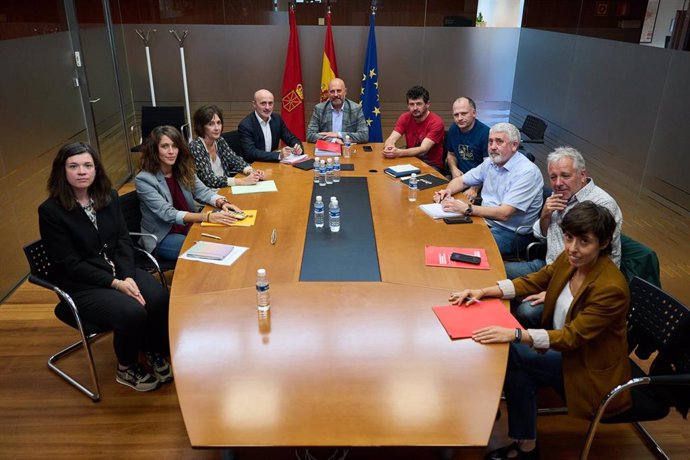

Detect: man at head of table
433,122,544,259
306,78,369,145
382,85,446,173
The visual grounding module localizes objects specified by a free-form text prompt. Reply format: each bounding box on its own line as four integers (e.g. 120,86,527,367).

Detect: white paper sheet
418,203,462,219
180,245,249,266
231,180,278,195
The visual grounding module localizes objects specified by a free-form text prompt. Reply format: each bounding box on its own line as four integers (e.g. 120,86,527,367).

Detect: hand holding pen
433,189,452,203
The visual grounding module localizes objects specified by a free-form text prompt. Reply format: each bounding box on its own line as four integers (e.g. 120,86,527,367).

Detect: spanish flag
319,10,338,102
281,3,305,140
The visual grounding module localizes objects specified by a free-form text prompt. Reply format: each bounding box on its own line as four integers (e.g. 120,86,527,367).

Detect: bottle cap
320,159,326,165
411,173,417,177
330,196,336,201
316,195,322,201
257,268,266,276
327,158,332,163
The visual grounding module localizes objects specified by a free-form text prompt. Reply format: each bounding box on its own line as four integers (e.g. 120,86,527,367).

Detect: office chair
220,130,244,159
23,239,110,402
519,115,547,144
130,106,188,152
580,277,690,459
620,234,661,288
119,190,175,290
510,185,552,261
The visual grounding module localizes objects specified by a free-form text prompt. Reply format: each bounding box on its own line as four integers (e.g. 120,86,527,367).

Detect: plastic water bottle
319,160,327,187
313,158,320,183
329,196,340,232
314,195,325,228
256,268,270,312
326,158,333,184
333,156,341,183
343,135,351,158
408,173,418,202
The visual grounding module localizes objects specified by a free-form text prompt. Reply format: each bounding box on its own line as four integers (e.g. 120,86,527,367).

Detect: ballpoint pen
271,228,277,245
201,233,221,240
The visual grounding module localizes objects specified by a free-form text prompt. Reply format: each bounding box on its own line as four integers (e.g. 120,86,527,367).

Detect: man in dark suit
238,89,304,163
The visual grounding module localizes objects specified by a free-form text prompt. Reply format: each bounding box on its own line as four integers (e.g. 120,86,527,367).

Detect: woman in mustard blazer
450,202,631,460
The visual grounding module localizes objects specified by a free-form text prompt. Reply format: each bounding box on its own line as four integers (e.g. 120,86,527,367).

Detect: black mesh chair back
131,106,187,152
119,190,143,235
23,239,108,401
580,277,690,459
118,191,175,284
221,130,244,158
520,115,547,143
627,277,689,358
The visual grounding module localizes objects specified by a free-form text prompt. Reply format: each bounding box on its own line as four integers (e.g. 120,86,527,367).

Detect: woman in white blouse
450,202,631,460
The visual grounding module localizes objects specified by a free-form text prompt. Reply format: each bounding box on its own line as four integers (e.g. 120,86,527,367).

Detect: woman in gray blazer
135,125,243,260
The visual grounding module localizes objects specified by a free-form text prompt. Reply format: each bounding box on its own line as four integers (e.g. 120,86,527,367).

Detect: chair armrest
133,246,163,272
647,374,690,385
526,241,547,261
28,274,59,292
130,232,158,244
515,225,534,236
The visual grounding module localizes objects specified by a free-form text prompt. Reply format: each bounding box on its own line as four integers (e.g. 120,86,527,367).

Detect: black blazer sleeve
238,114,281,163
38,190,136,293
272,114,303,152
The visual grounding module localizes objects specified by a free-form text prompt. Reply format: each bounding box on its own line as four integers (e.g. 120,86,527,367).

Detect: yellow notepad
200,210,257,227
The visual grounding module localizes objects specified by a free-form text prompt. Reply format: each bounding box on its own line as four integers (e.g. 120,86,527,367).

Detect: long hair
47,142,112,211
140,125,196,190
193,105,223,138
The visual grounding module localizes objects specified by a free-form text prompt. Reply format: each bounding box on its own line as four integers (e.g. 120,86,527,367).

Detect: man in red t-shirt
383,86,445,172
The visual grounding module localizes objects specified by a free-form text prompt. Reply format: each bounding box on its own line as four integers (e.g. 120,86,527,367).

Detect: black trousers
69,268,169,366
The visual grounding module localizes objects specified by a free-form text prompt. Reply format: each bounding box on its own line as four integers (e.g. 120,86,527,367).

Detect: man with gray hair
506,146,623,327
434,122,543,257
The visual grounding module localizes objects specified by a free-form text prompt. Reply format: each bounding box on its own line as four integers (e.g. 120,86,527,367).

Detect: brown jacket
513,252,632,419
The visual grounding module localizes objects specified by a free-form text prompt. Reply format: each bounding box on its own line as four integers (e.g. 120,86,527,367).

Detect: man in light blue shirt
434,122,543,258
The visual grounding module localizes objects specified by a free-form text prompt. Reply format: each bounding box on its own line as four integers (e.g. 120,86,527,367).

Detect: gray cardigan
135,170,223,252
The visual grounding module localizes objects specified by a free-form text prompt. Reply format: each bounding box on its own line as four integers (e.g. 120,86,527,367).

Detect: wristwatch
513,328,522,343
464,203,473,216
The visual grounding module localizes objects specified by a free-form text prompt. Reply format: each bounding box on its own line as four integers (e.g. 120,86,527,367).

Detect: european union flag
360,13,382,142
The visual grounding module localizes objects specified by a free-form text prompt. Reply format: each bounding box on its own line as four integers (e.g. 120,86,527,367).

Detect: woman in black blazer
38,142,171,392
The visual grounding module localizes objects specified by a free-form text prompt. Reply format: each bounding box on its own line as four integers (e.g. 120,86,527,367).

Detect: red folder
424,245,490,270
315,139,342,156
432,299,523,339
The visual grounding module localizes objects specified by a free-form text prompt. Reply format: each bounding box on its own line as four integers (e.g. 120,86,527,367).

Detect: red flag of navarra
320,10,338,102
281,4,305,141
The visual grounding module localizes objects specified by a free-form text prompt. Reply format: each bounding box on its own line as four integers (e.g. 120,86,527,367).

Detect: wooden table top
170,143,508,447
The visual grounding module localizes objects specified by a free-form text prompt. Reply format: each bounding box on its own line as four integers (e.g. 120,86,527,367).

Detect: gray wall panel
644,50,690,207
512,28,689,213
424,27,519,103
565,36,669,178
0,32,84,174
122,25,517,110
512,29,576,123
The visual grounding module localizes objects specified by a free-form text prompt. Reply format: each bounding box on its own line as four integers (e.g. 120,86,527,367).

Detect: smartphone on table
450,252,481,265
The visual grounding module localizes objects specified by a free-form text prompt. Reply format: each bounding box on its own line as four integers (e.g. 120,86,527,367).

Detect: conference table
169,143,509,448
